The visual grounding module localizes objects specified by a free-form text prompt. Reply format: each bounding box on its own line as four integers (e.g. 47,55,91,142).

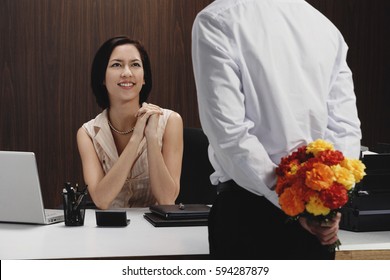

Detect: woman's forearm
146,136,179,204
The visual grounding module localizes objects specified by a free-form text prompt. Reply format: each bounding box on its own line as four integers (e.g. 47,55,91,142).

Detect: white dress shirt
192,0,362,207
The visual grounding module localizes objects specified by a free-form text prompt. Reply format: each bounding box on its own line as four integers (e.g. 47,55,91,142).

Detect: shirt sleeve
325,38,362,159
192,13,279,207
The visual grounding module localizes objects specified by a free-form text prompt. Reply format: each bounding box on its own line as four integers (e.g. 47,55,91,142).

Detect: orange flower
279,184,306,217
305,162,334,191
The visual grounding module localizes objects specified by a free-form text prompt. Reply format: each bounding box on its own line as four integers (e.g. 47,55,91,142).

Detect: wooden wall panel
307,0,390,150
0,0,388,208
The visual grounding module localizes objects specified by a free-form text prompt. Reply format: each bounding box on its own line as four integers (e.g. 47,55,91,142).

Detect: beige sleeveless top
82,108,173,208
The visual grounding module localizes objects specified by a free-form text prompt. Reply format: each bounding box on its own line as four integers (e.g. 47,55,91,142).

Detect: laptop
0,151,64,224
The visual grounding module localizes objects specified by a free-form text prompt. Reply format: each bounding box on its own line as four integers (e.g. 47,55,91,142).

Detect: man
192,0,361,259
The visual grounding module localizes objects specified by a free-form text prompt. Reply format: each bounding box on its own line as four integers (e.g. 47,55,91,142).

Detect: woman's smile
118,81,135,89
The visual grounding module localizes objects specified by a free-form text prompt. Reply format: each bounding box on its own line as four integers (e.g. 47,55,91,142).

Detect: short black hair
91,36,152,109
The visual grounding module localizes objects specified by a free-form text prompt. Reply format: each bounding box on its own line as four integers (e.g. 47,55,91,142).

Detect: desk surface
339,230,390,251
0,208,209,260
337,230,390,259
1,208,390,260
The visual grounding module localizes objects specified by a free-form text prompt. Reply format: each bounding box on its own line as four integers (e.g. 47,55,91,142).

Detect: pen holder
62,188,86,226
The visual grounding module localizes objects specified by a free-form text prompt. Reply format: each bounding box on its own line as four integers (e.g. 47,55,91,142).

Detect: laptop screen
0,151,57,224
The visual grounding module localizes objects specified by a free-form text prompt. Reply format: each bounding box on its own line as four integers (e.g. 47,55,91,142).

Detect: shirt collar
92,109,119,161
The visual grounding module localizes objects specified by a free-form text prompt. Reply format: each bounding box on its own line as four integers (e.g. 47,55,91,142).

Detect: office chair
176,127,217,205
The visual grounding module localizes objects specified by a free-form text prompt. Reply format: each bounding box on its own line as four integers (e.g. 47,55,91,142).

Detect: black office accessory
143,212,208,227
340,154,390,231
149,204,210,220
62,182,87,226
95,210,130,227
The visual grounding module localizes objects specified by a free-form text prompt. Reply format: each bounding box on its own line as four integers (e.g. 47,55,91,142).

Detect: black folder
143,212,208,227
149,204,210,219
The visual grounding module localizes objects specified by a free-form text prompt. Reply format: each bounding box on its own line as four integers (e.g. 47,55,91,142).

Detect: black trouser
208,180,335,260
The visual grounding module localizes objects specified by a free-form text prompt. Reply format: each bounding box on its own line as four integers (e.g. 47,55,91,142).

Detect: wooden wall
1,0,389,208
307,0,390,151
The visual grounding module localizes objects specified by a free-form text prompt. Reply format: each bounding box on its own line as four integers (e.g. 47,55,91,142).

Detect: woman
77,36,183,209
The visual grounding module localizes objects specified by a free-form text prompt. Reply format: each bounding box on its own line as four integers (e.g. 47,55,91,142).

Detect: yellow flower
331,164,355,190
305,193,330,216
306,139,334,156
289,163,299,175
340,158,366,183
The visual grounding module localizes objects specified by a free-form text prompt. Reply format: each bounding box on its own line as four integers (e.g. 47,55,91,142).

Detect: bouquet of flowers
276,139,366,250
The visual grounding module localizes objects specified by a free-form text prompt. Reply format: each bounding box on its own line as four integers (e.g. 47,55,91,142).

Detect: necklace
108,119,134,135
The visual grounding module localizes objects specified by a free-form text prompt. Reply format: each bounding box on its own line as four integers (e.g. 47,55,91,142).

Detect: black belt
217,180,244,194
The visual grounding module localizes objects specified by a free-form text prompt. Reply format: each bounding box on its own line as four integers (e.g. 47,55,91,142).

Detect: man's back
193,0,361,167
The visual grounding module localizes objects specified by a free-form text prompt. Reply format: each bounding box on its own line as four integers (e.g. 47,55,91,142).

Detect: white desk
337,230,390,259
0,208,209,260
1,208,390,260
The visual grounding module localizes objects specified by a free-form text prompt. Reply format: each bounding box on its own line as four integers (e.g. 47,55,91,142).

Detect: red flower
276,146,312,176
294,145,312,162
320,183,349,209
275,176,290,195
317,150,344,166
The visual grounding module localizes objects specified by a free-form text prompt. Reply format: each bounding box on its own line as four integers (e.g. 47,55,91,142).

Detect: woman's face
104,44,145,106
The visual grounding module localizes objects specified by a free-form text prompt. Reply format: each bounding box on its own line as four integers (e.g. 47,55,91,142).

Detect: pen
64,182,72,193
64,182,76,207
73,185,88,211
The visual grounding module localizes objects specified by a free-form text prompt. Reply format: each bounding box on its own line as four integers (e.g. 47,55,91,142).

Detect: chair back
176,127,217,204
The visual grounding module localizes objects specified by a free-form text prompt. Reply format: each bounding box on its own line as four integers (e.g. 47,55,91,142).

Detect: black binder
149,204,210,220
340,154,390,231
144,204,210,227
143,212,208,227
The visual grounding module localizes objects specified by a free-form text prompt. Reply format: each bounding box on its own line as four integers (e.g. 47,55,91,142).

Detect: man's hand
299,212,341,245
